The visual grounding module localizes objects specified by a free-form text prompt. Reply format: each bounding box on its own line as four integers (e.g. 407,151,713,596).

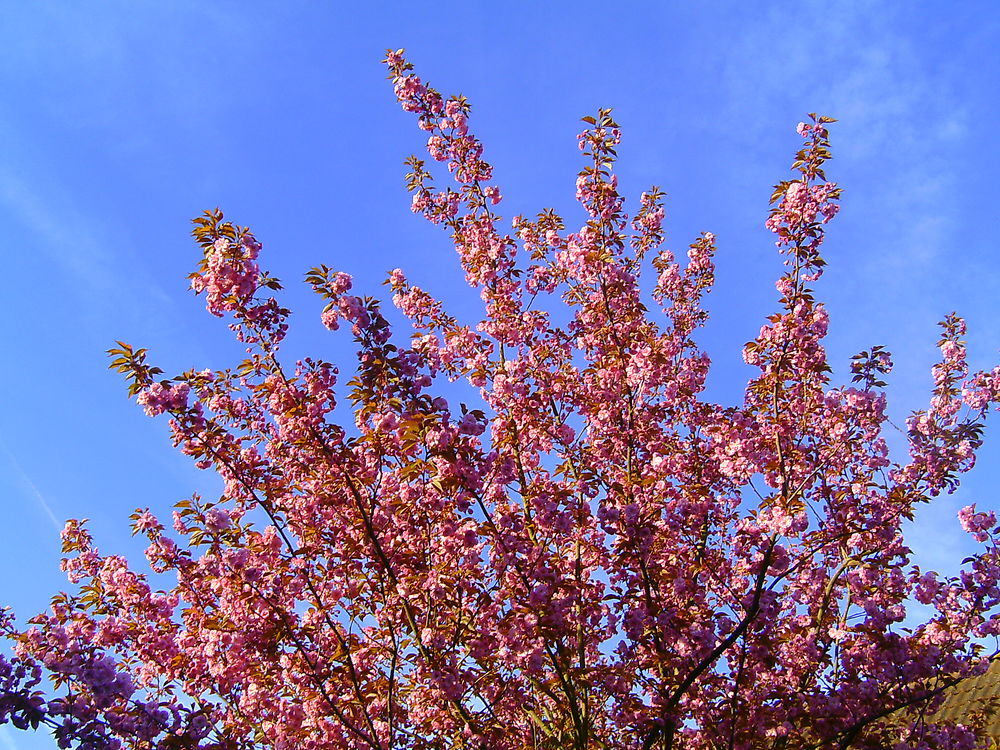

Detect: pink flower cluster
190,234,261,316
135,381,189,417
959,504,996,543
765,180,840,239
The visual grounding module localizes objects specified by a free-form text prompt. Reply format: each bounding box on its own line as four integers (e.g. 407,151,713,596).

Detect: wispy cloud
0,172,117,294
719,1,968,289
0,726,20,750
0,431,62,535
0,167,177,334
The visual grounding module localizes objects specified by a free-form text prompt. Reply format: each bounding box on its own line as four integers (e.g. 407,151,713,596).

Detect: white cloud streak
0,431,62,535
0,727,20,750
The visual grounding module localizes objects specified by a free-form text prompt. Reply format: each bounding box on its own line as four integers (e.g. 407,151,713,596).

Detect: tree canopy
2,50,1000,750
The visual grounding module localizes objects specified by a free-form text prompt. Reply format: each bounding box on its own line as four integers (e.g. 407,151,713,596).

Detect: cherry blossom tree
3,49,1000,749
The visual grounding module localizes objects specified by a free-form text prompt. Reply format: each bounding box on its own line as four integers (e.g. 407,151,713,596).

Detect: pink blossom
204,508,232,532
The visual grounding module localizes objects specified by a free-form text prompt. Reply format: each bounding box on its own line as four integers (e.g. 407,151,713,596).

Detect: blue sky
1,2,999,746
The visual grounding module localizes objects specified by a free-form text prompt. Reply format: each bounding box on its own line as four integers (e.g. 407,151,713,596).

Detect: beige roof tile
929,660,1000,741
